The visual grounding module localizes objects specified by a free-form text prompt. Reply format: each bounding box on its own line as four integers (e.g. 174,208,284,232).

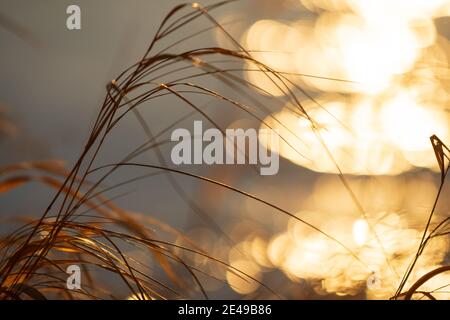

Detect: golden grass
0,1,448,300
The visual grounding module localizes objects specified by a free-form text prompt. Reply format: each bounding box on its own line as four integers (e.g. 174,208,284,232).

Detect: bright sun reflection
259,89,449,175
352,219,369,246
211,0,450,298
242,0,450,175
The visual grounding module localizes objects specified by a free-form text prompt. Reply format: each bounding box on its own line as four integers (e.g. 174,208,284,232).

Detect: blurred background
1,0,450,299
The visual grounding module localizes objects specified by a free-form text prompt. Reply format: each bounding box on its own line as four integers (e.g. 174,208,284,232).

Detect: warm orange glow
239,0,450,175
353,219,369,246
211,0,450,298
259,92,450,174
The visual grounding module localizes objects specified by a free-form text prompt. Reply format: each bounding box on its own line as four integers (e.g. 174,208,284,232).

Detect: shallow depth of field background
1,0,450,299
